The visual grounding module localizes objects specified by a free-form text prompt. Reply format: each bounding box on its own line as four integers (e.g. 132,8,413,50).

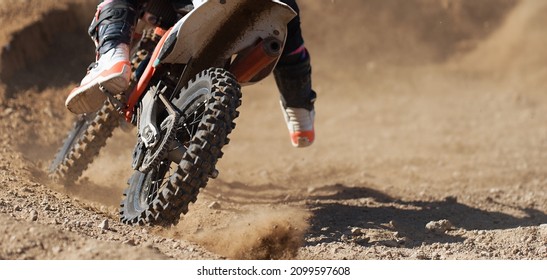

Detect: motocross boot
66,0,137,114
274,49,317,148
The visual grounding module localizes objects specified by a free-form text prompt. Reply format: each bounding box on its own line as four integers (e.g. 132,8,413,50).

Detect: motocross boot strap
274,54,316,111
88,0,138,56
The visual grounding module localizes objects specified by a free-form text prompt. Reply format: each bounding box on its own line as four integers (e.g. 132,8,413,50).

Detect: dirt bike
48,0,296,226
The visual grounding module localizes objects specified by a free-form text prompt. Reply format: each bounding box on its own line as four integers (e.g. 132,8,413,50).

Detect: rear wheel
49,100,119,185
119,68,241,226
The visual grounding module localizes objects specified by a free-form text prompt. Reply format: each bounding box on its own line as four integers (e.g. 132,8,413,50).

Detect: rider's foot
280,102,315,148
273,48,316,147
66,44,131,114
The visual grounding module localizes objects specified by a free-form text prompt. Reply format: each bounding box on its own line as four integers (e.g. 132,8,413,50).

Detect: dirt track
0,0,546,260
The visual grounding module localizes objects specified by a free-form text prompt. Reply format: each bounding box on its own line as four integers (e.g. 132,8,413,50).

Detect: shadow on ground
207,181,547,248
306,184,547,247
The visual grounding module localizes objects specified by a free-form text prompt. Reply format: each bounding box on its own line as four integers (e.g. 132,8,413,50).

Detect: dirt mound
0,1,95,99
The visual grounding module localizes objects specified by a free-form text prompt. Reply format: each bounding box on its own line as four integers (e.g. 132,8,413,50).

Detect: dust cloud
162,207,310,259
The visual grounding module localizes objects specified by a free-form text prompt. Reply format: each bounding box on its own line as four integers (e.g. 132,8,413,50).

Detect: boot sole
66,64,130,114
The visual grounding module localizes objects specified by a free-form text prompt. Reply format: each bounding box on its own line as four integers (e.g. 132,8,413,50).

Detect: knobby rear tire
48,100,119,185
119,68,241,226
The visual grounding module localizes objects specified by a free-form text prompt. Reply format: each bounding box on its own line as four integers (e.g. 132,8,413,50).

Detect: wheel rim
124,93,210,220
120,67,240,225
178,96,208,145
139,160,170,207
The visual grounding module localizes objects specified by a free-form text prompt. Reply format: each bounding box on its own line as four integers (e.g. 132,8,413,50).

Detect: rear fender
158,0,296,68
125,0,295,122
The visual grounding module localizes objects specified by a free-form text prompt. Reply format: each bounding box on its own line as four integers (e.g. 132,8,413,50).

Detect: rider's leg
66,0,138,114
275,0,316,148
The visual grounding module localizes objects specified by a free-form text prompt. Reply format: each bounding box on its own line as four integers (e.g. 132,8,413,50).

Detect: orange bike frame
124,27,169,122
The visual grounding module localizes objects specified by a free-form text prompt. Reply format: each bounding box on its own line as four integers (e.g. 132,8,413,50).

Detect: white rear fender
159,0,296,66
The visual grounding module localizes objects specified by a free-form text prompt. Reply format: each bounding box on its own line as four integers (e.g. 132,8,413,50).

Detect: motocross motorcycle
49,0,296,226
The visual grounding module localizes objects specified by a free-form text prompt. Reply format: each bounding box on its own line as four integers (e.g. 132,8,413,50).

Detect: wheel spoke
120,68,240,226
145,161,172,203
180,100,207,143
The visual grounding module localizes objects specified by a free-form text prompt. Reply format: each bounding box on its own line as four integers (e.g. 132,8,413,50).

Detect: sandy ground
0,0,546,260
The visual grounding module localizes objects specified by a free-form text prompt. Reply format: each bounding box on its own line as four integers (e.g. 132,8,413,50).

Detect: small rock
480,251,492,257
425,219,454,234
14,205,22,211
307,187,316,194
98,219,109,230
411,252,429,260
123,239,136,246
433,253,443,260
143,241,155,249
538,224,547,236
28,210,38,222
208,201,221,209
2,108,13,117
536,246,547,256
188,246,195,252
320,227,330,232
443,196,457,203
381,239,399,247
396,237,411,245
21,186,32,193
354,235,370,246
350,228,363,236
52,246,62,254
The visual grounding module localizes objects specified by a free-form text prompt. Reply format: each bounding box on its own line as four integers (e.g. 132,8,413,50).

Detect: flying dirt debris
0,0,546,260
